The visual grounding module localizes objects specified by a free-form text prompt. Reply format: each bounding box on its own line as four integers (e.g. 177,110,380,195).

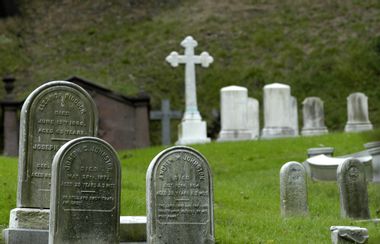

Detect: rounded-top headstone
18,81,98,208
264,82,290,90
49,136,121,244
280,161,308,217
220,85,247,92
146,146,214,244
337,158,370,219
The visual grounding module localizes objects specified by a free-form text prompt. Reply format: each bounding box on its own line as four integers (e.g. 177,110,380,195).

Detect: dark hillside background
0,0,379,144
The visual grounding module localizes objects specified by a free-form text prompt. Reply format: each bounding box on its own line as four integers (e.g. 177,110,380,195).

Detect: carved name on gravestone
146,146,214,244
280,161,308,217
49,137,121,244
337,158,370,219
18,81,98,209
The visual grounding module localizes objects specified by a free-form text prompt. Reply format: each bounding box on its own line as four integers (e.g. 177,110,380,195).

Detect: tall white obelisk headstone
166,36,213,145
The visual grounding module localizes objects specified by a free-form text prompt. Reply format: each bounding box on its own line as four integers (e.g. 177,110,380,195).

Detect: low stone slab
49,137,121,244
120,216,146,242
8,208,49,229
330,226,368,244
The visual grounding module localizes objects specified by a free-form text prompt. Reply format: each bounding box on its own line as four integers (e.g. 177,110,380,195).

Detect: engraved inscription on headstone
337,158,370,219
49,137,121,244
280,161,308,217
146,146,214,244
18,81,98,209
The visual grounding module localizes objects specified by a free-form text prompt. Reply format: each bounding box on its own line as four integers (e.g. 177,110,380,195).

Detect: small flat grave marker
146,146,214,244
49,137,121,244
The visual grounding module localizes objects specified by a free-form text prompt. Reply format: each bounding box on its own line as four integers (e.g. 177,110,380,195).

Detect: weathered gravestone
218,86,252,141
344,92,373,132
301,97,328,136
146,146,214,244
337,158,370,219
280,161,308,217
261,83,296,139
290,96,299,136
49,137,121,244
3,81,98,244
247,97,259,140
150,99,182,145
166,36,213,145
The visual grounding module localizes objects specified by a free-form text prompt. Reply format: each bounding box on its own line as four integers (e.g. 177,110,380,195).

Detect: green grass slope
0,0,379,144
1,131,380,243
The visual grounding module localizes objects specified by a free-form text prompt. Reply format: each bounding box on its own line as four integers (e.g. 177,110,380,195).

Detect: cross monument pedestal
166,36,213,145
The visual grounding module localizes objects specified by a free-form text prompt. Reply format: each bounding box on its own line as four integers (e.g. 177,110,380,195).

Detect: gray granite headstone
344,92,373,132
49,137,120,244
337,158,370,219
280,161,308,217
301,97,328,136
146,146,214,244
18,81,98,209
330,226,368,244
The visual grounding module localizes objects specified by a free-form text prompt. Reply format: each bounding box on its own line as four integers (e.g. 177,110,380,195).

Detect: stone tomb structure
330,226,369,244
218,86,253,141
49,137,121,244
166,36,213,145
146,146,214,244
3,81,98,244
337,158,370,219
69,76,150,149
280,161,308,217
301,97,328,136
344,92,373,132
261,83,296,138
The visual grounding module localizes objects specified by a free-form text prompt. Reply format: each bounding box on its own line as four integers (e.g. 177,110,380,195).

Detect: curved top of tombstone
280,161,304,175
146,145,212,181
347,92,367,100
264,82,290,89
302,96,323,104
221,85,248,92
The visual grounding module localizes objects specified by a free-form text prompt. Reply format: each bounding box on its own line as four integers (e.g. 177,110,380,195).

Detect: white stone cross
166,36,213,121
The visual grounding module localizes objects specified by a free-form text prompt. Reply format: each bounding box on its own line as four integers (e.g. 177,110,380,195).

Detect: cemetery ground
1,131,380,243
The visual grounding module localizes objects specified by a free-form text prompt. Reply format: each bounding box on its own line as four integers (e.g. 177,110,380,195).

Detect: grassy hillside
0,0,379,144
1,131,380,243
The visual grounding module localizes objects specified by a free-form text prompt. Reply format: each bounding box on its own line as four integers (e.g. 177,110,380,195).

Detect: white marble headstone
247,97,259,140
218,86,252,141
344,92,373,132
261,83,295,138
290,96,299,136
301,97,328,136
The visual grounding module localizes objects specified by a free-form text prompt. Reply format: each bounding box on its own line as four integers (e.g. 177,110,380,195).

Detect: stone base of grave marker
176,120,210,145
2,228,48,244
3,216,147,244
217,129,253,142
301,127,328,136
330,226,368,244
364,141,380,182
2,208,49,244
261,126,296,139
344,122,373,132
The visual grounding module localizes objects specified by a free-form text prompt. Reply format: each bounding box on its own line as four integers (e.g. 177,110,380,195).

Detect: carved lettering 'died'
18,81,97,209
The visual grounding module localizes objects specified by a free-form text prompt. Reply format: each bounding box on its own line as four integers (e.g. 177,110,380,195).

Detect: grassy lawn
1,131,380,243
